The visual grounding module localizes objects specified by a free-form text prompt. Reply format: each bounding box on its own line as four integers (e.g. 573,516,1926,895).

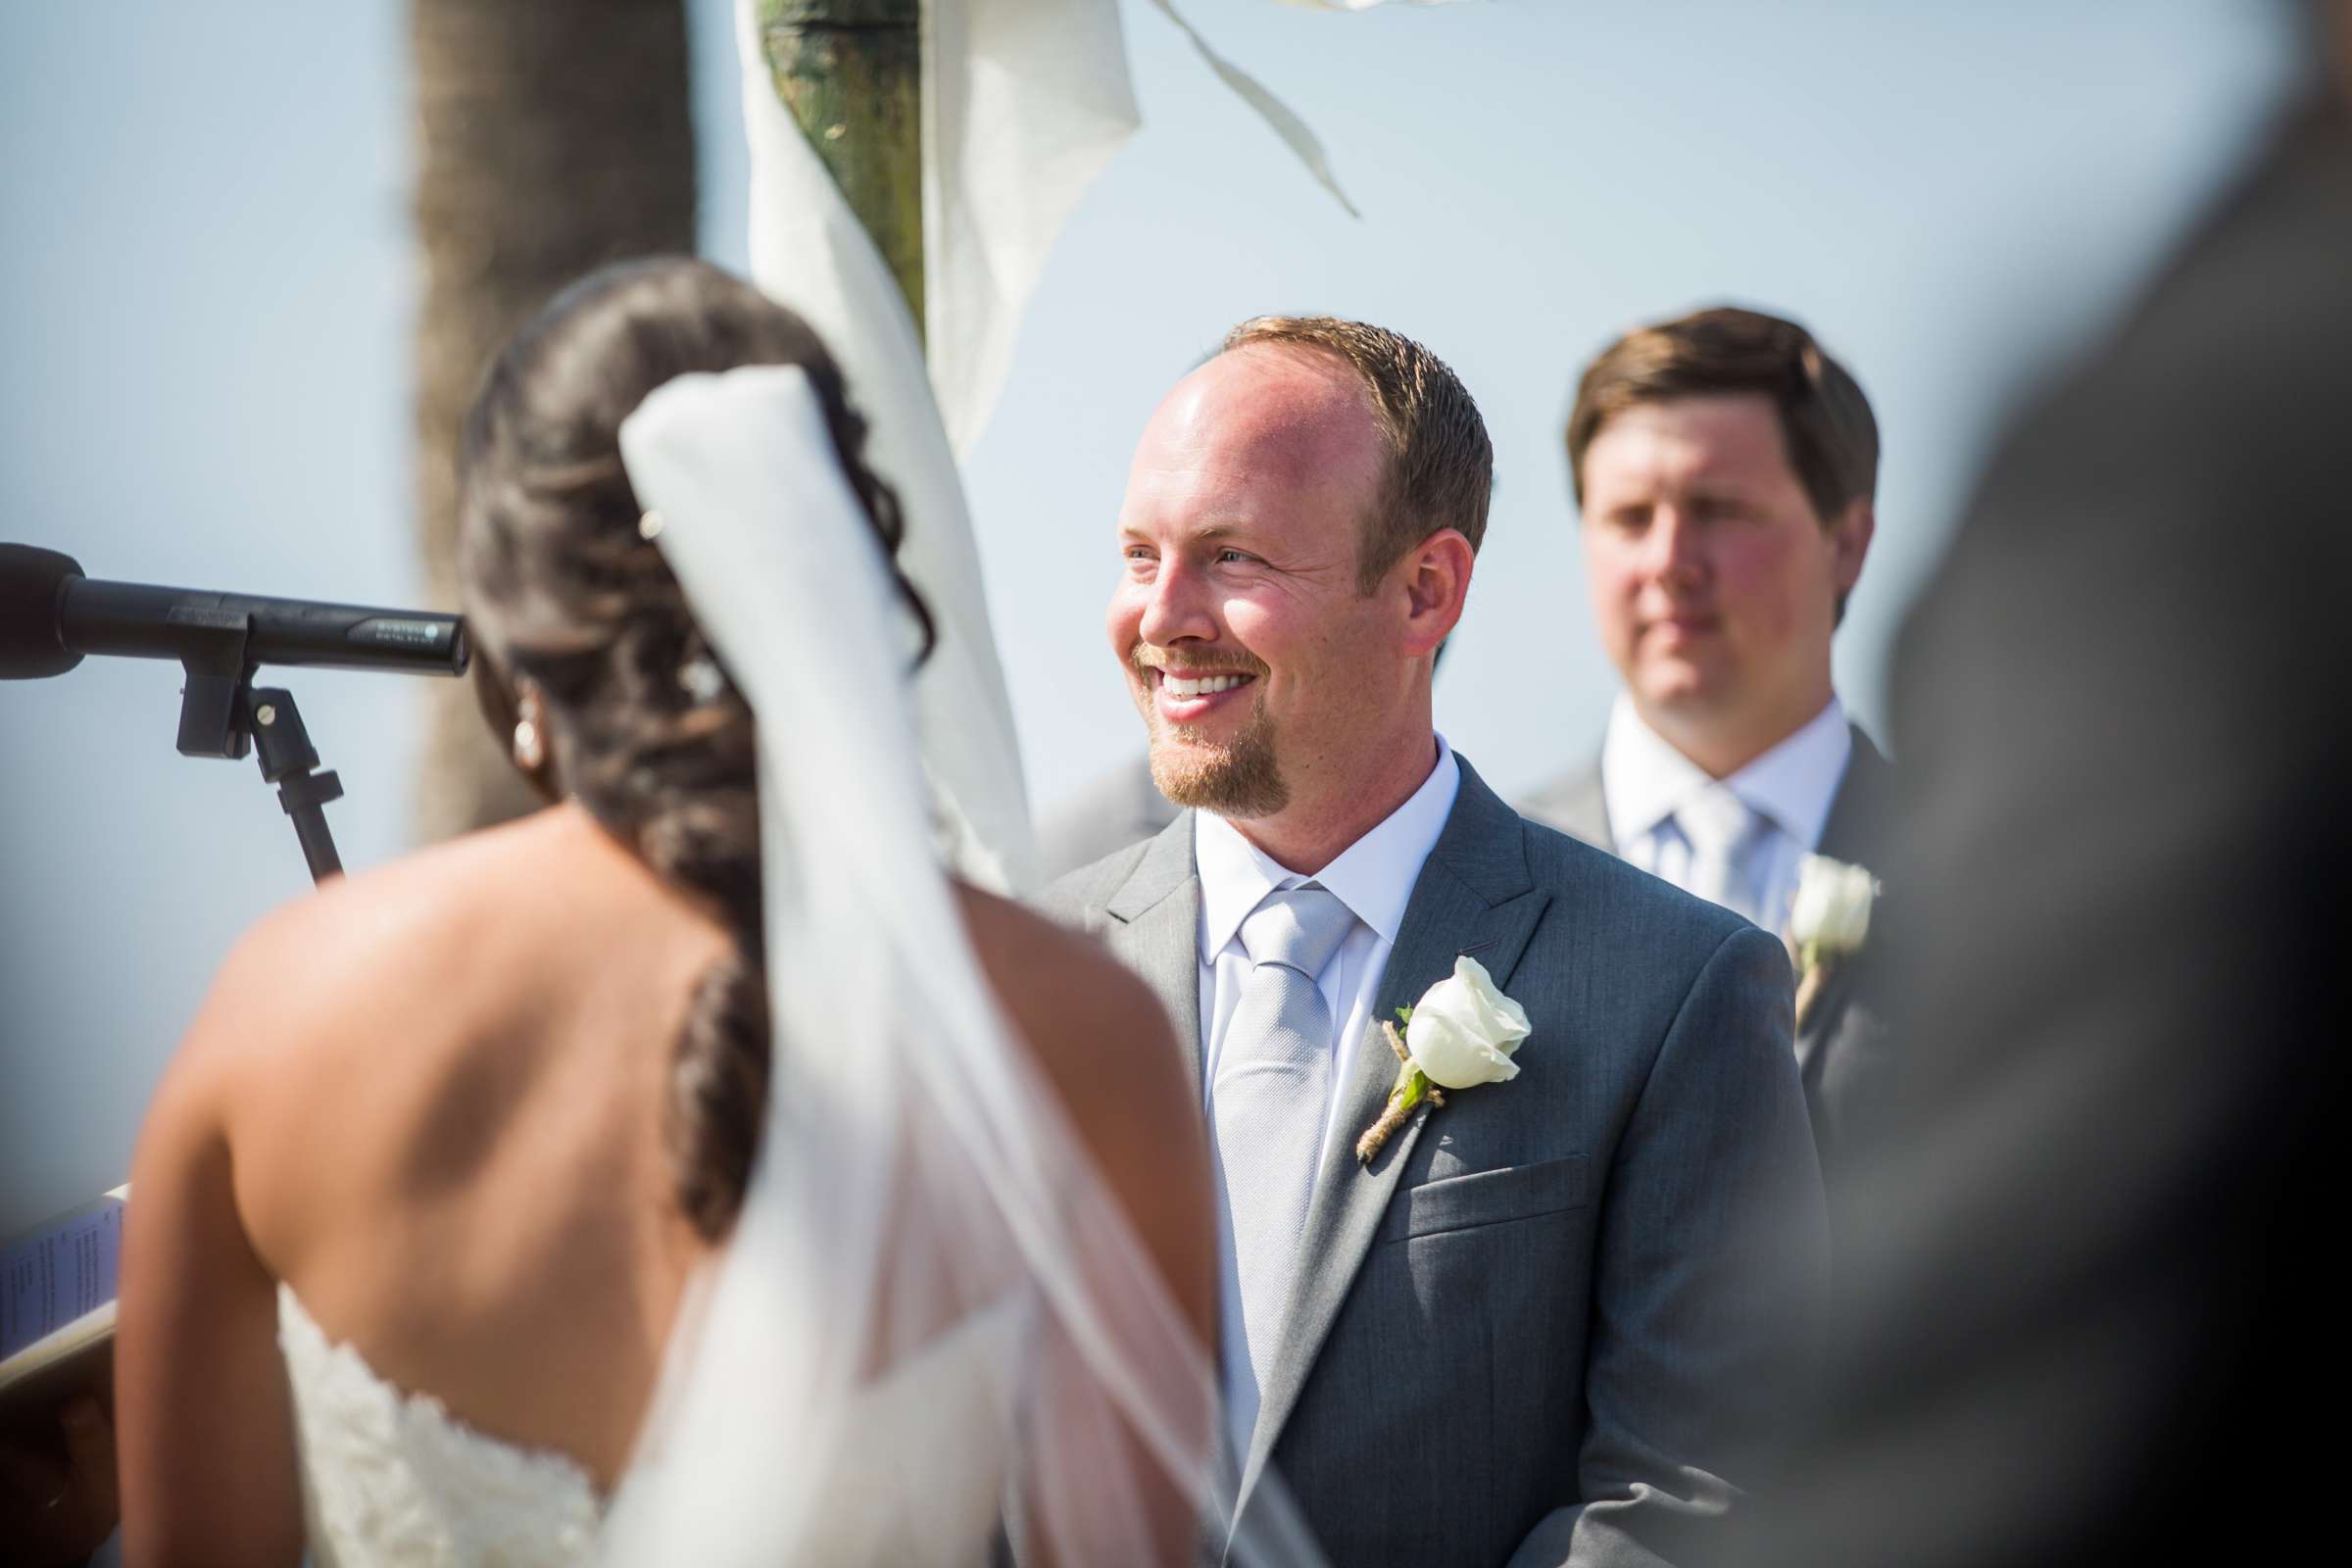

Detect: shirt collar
1196,735,1461,959
1601,694,1851,847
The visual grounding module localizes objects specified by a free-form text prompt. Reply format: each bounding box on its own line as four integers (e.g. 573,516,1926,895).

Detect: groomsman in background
1522,308,1894,1168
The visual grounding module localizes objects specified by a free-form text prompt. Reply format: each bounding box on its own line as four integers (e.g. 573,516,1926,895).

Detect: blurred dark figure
1740,11,2351,1565
0,1396,116,1567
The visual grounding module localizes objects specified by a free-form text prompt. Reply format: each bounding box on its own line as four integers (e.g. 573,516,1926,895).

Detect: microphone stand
172,610,345,884
241,684,344,883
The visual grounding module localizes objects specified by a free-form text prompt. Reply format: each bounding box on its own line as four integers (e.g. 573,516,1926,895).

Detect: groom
1048,317,1827,1566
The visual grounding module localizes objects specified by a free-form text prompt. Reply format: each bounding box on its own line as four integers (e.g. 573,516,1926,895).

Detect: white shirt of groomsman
1572,307,1881,926
1601,692,1849,936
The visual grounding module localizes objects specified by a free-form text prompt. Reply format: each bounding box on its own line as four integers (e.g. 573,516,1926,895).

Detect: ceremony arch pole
758,0,925,334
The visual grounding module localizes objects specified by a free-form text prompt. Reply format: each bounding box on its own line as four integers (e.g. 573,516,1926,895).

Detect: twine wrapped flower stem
1789,946,1834,1032
1355,1014,1444,1164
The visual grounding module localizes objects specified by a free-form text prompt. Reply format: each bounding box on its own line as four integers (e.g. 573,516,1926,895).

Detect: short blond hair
1222,316,1493,593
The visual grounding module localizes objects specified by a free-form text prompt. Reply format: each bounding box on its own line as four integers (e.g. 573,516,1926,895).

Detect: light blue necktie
1211,884,1356,1391
1679,783,1766,925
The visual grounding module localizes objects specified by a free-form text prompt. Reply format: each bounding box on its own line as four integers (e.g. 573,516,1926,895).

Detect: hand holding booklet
0,1186,127,1430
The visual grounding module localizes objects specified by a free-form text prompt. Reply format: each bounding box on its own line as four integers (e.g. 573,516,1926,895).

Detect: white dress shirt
1600,694,1853,936
1194,736,1460,1455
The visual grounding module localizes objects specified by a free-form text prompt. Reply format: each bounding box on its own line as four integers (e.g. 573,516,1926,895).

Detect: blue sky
0,0,2305,1228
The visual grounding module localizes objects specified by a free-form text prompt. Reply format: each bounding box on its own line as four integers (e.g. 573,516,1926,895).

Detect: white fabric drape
733,0,1039,894
925,0,1466,454
922,1,1141,458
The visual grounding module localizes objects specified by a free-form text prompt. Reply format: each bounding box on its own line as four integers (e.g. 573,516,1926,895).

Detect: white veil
598,364,1322,1564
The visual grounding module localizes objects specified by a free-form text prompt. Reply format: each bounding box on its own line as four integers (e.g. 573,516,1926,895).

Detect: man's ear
1829,500,1875,598
1400,528,1476,659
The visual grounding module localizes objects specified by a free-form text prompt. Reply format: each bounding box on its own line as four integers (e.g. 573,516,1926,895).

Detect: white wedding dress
278,1284,1028,1565
277,1287,603,1566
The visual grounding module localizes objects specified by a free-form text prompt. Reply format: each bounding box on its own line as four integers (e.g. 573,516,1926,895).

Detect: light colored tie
1212,884,1356,1393
1678,784,1766,924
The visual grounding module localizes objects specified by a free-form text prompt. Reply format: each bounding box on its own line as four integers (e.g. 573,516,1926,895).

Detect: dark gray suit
1046,756,1827,1567
1520,728,1896,1175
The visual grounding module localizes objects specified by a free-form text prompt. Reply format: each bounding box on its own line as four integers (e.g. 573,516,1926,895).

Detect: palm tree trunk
410,0,697,841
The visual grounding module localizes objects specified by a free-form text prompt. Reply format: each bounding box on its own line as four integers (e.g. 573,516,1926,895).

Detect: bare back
195,806,726,1494
117,802,1207,1559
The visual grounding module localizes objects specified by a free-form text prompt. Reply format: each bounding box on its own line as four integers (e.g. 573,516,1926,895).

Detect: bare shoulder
137,819,542,1244
953,883,1185,1105
165,808,721,1264
172,811,578,1091
954,882,1212,1332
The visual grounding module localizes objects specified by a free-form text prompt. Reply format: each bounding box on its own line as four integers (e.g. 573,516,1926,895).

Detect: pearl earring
513,683,547,772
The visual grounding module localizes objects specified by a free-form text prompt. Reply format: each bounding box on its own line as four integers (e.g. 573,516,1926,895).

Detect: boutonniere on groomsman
1522,304,1900,1176
1786,852,1880,1029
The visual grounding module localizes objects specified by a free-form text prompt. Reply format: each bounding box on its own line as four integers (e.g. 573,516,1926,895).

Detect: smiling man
1047,317,1826,1567
1524,308,1897,1172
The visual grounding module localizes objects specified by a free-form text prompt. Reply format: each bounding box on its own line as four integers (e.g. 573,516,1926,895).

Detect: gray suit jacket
1520,729,1896,1176
1045,756,1827,1567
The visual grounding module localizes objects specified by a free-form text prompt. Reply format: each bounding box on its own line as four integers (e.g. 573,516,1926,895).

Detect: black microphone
0,544,469,680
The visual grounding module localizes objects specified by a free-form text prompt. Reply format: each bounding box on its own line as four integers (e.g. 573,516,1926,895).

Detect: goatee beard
1129,643,1288,816
1150,715,1289,817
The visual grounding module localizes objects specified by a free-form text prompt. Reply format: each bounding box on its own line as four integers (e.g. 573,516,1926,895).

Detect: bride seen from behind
113,258,1217,1564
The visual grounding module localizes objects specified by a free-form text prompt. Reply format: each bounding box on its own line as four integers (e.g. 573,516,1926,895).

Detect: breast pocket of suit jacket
1379,1153,1589,1243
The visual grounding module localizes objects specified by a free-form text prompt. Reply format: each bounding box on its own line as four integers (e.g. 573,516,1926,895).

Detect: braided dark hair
457,257,932,1239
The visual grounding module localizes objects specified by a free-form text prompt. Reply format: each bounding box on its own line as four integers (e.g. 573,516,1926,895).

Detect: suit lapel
1238,759,1552,1498
1794,953,1862,1073
1795,727,1894,1068
1103,813,1204,1084
1814,725,1894,868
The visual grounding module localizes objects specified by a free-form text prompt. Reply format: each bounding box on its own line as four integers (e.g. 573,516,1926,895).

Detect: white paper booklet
0,1184,128,1421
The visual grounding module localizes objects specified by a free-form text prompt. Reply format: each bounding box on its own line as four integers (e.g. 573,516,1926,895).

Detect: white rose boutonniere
1784,854,1881,1029
1354,956,1533,1164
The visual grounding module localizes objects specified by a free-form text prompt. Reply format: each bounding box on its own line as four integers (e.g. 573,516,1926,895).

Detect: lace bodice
276,1282,1030,1564
277,1286,606,1566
